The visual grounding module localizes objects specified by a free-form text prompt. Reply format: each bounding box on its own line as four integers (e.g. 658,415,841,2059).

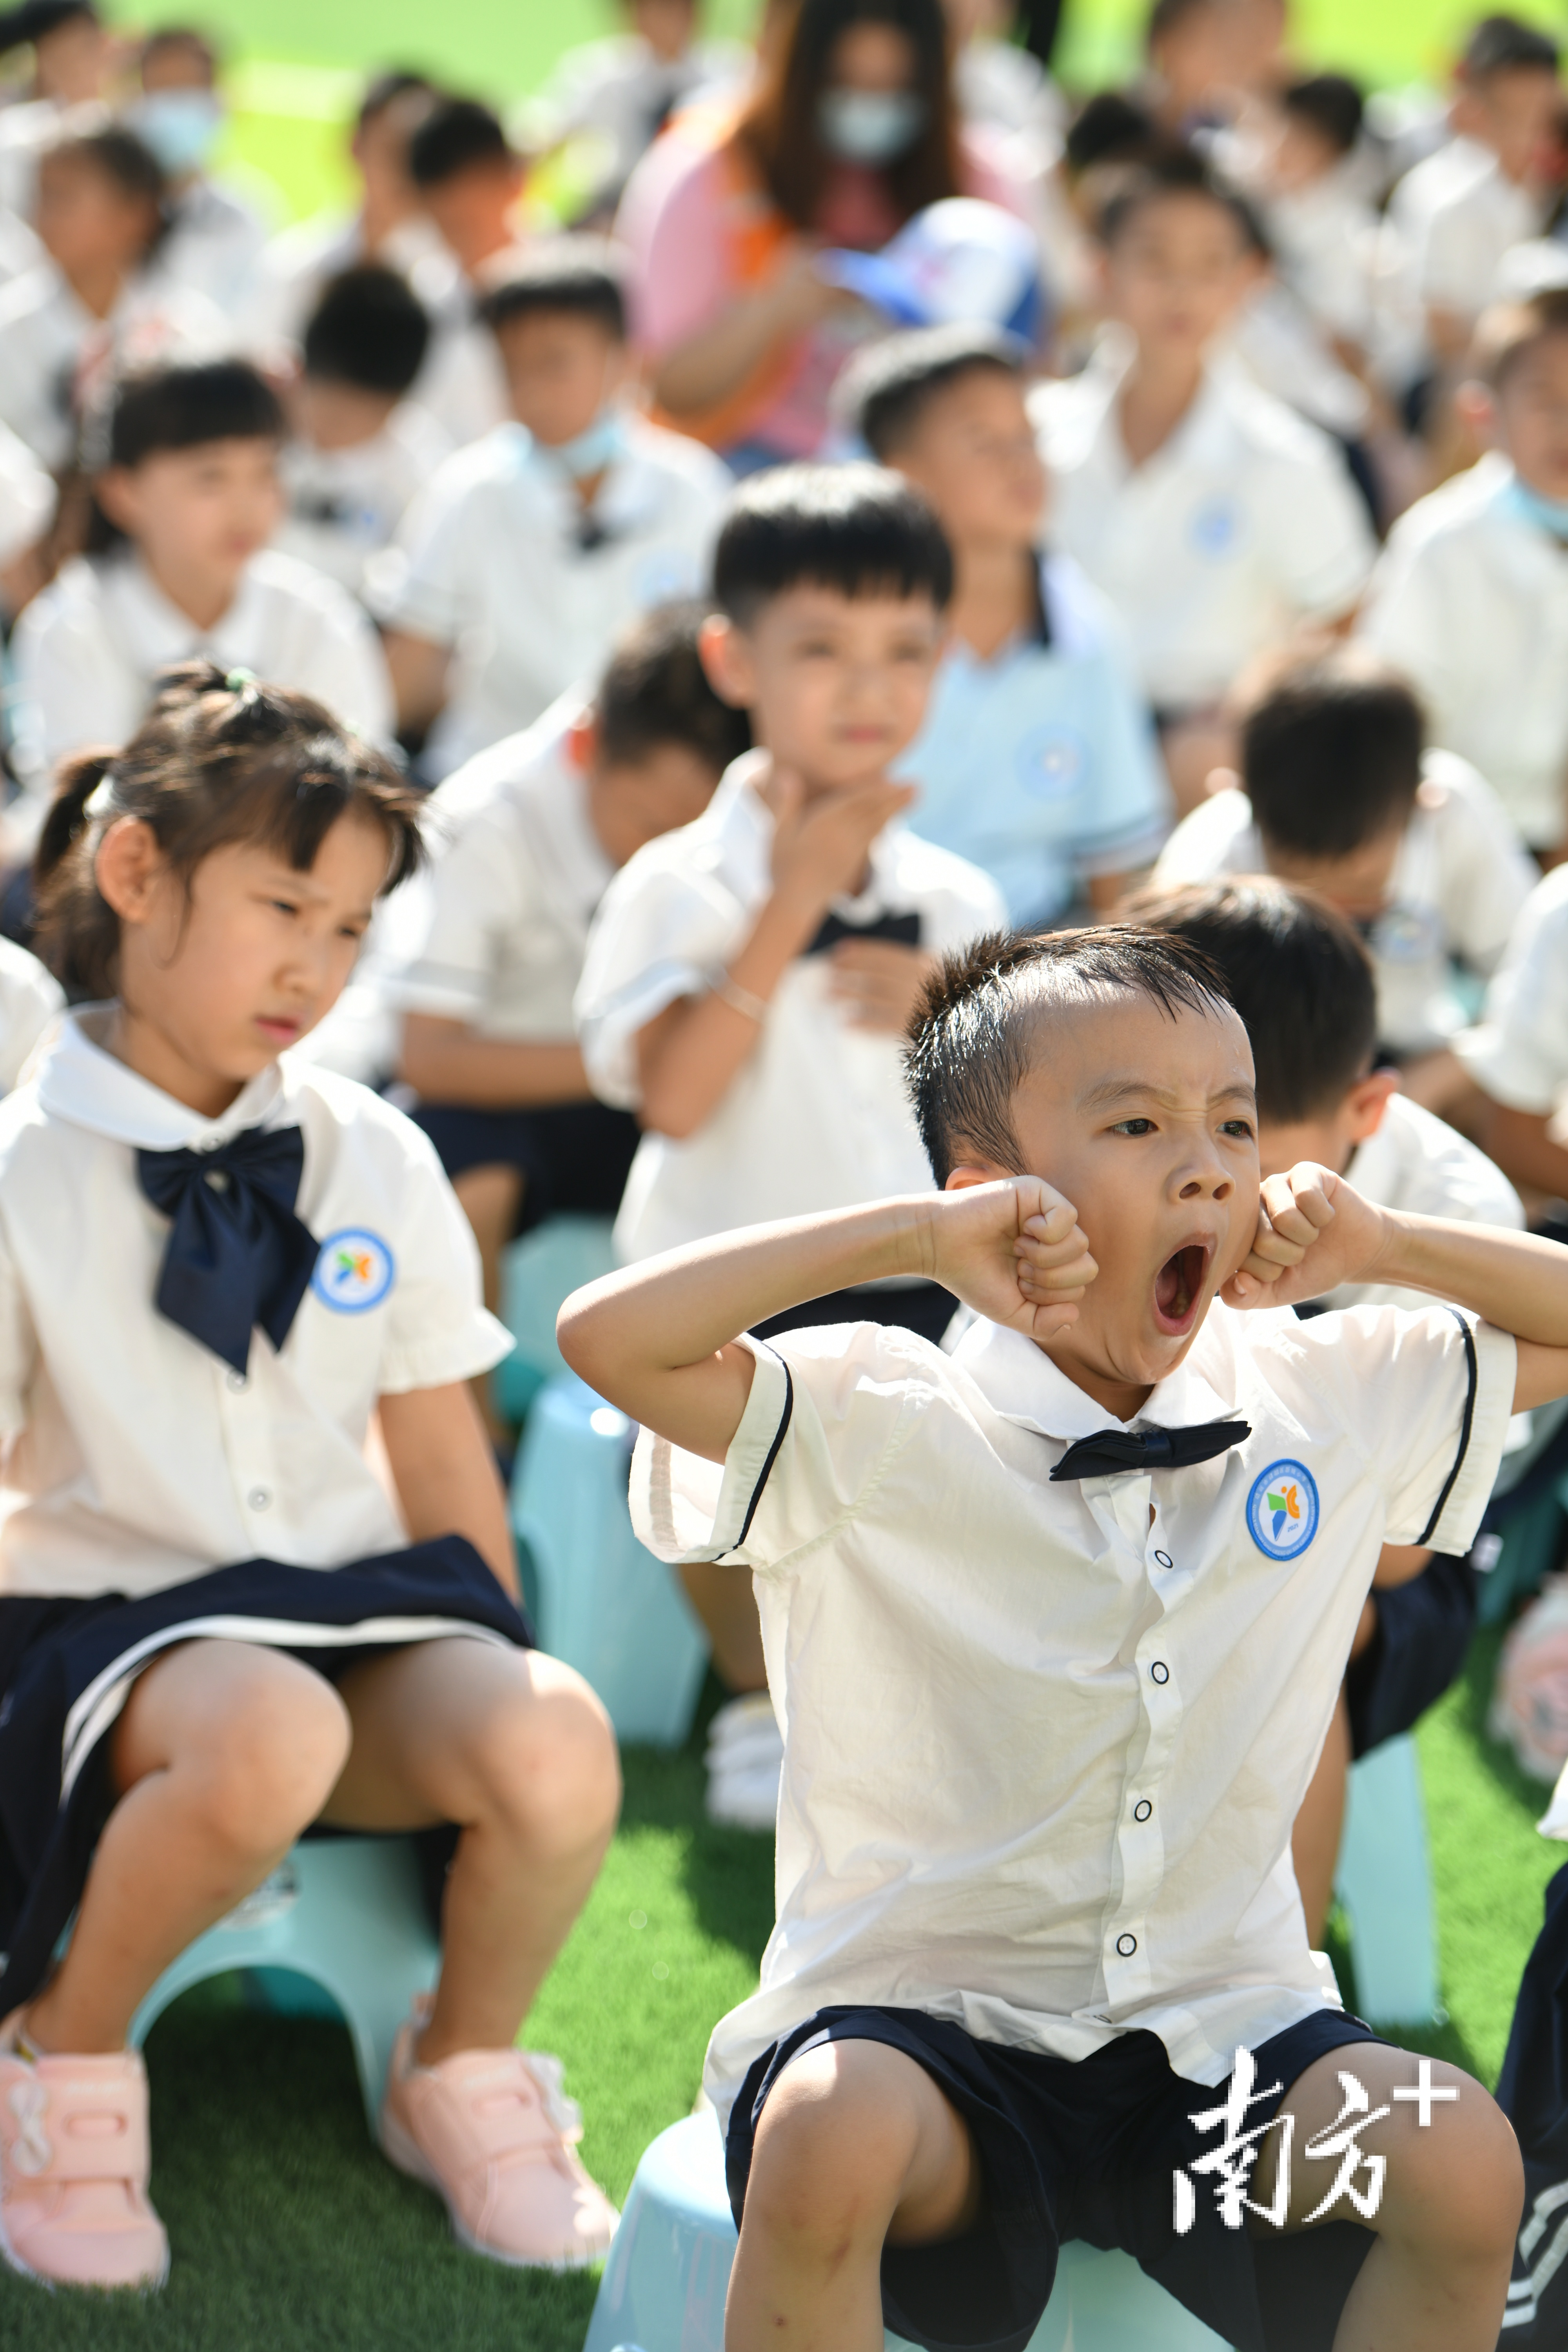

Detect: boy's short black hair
1280,73,1363,156
836,323,1027,460
1241,650,1424,862
303,265,430,395
1124,878,1377,1124
712,462,953,630
1064,90,1160,178
1096,143,1266,257
595,600,751,777
1461,13,1561,80
87,361,284,552
0,1,96,53
356,69,434,133
1474,283,1568,388
475,237,627,341
407,96,512,189
905,926,1234,1187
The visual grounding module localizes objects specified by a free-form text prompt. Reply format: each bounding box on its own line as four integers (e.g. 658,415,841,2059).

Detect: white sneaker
705,1695,783,1831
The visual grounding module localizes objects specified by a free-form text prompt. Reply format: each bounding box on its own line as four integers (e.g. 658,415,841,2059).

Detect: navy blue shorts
409,1099,639,1236
726,2005,1389,2352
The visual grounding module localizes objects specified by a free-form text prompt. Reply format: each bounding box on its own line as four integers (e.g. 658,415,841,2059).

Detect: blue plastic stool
511,1370,710,1748
126,1836,439,2135
1333,1733,1439,2025
494,1214,618,1424
583,2112,1231,2352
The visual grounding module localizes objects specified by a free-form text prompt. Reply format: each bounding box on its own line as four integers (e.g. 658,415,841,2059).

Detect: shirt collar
35,1007,289,1151
952,1312,1235,1443
105,552,261,676
718,751,914,915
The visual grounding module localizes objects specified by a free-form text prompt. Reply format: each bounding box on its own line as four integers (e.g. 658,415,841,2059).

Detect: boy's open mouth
1152,1240,1212,1336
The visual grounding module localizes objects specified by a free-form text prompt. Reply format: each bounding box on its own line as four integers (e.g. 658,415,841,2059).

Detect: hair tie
225,667,258,695
83,773,120,820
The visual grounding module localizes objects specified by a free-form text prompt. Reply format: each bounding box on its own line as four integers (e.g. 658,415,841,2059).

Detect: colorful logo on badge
1247,1459,1319,1560
1189,496,1239,557
1017,723,1089,801
312,1227,395,1313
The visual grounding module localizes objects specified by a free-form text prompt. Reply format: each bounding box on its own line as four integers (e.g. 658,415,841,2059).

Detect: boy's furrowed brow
1078,1074,1258,1112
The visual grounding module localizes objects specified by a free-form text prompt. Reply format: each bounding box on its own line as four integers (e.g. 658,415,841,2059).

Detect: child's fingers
1015,1234,1097,1287
1259,1167,1336,1247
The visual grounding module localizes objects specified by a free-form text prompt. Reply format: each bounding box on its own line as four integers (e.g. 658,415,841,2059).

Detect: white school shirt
1260,161,1382,347
633,1301,1514,2120
1457,861,1568,1120
1151,756,1534,1055
240,210,449,358
1319,1093,1523,1311
1393,138,1540,325
367,415,731,779
0,1009,510,1602
388,694,614,1043
576,754,1007,1262
0,936,61,1095
0,263,227,469
1359,454,1568,850
151,174,272,317
275,403,451,596
0,414,53,571
11,547,396,793
1031,348,1375,713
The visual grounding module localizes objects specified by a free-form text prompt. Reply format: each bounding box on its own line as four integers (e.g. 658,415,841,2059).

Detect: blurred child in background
131,26,270,318
374,240,729,778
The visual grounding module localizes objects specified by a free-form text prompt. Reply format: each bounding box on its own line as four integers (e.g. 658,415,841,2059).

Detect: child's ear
566,710,598,773
93,817,166,924
1454,377,1498,446
93,466,141,537
1344,1067,1399,1144
946,1163,1010,1191
698,614,753,709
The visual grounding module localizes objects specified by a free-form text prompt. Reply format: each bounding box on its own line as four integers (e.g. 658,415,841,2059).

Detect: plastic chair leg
1333,1733,1439,2026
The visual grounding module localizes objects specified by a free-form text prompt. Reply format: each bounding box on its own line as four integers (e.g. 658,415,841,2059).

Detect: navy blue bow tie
1050,1419,1251,1481
136,1124,319,1375
806,908,924,956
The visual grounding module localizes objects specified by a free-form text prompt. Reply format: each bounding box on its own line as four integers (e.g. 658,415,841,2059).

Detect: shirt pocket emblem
1016,722,1089,802
311,1227,396,1313
1189,496,1240,558
1247,1459,1319,1559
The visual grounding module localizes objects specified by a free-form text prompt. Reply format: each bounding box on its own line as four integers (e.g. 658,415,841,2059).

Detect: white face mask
816,87,927,164
132,89,224,177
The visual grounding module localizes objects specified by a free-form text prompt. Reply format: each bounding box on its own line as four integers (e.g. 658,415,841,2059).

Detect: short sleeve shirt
0,1012,511,1599
1458,861,1568,1118
632,1300,1515,2118
897,553,1171,927
0,937,61,1096
1032,349,1375,712
1323,1093,1523,1310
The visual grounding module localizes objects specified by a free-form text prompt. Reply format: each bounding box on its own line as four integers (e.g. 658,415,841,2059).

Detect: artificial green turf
1,1632,1559,2352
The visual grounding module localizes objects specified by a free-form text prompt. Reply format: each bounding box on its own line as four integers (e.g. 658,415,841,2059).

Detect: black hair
595,600,751,775
475,236,627,342
1064,90,1161,178
1124,878,1376,1124
0,1,96,54
1461,13,1561,79
43,114,166,228
1241,651,1424,862
904,926,1235,1186
138,24,218,78
407,96,513,189
355,69,434,132
1280,73,1363,156
34,662,425,1002
836,324,1027,461
712,462,953,629
1145,0,1222,53
1475,282,1568,387
303,265,430,395
1096,143,1266,256
85,359,285,554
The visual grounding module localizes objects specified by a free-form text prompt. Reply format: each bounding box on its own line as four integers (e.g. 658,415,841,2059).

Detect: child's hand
1221,1163,1394,1310
927,1178,1098,1342
767,763,917,916
826,940,937,1033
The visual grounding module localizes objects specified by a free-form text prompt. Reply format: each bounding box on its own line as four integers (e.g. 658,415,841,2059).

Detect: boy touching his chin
562,924,1532,2352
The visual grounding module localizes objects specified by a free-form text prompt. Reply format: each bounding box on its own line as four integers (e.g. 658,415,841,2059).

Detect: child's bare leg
726,2039,981,2352
679,1561,768,1691
452,1163,524,1442
1292,1685,1352,1944
26,1641,352,2053
320,1637,619,2063
1254,2043,1522,2351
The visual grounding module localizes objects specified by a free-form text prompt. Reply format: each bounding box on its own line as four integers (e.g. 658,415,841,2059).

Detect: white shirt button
1116,1933,1137,1956
247,1487,270,1511
1134,1799,1153,1822
226,1370,246,1392
1153,1550,1173,1570
1151,1661,1170,1685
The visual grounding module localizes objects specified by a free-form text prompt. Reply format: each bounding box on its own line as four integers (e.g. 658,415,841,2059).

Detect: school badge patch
1246,1459,1319,1560
312,1228,395,1313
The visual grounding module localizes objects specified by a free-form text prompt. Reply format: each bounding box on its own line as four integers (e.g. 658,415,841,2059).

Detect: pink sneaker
380,2003,616,2268
0,2027,168,2291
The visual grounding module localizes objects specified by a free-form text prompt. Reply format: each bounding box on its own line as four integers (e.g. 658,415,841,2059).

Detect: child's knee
193,1661,352,1853
465,1656,621,1851
1381,2076,1523,2261
745,2045,925,2250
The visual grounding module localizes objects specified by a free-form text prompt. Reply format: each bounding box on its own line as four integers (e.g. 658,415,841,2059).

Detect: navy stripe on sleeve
1416,1310,1478,1548
730,1357,794,1552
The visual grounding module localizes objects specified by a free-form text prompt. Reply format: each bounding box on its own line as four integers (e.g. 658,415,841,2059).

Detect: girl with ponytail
0,662,621,2292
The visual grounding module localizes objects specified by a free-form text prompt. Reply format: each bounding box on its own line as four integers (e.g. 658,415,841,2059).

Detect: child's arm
378,1381,519,1598
557,1181,1096,1463
1226,1162,1568,1410
636,765,916,1138
382,629,452,737
398,1015,592,1109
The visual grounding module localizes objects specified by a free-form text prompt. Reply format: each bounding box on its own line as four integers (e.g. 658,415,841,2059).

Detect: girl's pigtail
35,751,115,894
33,751,125,1000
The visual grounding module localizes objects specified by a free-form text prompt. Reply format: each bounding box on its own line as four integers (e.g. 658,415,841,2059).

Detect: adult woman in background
617,0,1025,470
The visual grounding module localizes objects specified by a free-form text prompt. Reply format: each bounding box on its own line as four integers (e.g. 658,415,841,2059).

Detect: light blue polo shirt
897,554,1172,928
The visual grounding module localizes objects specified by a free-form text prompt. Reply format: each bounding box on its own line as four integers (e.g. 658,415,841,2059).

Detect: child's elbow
555,1290,608,1386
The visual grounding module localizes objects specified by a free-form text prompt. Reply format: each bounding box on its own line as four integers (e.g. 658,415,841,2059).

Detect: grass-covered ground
1,1627,1561,2352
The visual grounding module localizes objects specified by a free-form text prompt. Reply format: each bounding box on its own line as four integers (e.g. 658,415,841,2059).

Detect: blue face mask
1499,471,1568,543
132,89,224,177
531,405,629,484
816,87,927,165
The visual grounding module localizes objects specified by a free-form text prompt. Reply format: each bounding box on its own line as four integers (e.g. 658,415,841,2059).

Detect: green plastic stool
494,1214,618,1425
126,1837,439,2135
1333,1735,1439,2026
